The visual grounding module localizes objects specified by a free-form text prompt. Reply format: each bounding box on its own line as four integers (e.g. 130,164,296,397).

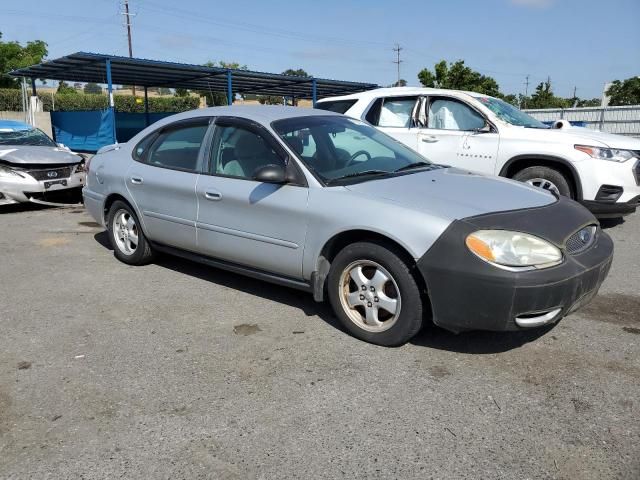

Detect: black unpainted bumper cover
581,198,639,218
417,197,614,332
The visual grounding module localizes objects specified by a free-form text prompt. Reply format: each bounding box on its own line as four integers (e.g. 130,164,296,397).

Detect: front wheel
513,166,574,198
327,242,424,346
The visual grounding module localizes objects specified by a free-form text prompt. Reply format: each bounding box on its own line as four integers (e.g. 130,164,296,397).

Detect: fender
499,154,583,201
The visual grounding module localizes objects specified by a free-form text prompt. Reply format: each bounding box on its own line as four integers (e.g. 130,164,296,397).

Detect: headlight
465,230,562,271
0,165,23,178
575,145,638,163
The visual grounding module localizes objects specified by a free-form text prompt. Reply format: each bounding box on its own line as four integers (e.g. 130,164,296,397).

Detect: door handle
204,191,222,201
421,136,439,143
130,176,144,184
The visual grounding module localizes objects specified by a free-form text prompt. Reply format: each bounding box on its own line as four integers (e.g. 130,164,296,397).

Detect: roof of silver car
165,105,343,123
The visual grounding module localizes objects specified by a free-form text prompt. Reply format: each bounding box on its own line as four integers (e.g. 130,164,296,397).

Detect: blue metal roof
0,120,32,131
9,52,378,99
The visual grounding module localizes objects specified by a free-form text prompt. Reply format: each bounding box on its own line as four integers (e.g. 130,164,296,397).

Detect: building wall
0,111,53,138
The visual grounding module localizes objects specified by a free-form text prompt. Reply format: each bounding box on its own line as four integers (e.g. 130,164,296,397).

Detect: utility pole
392,44,403,86
523,74,530,109
122,0,135,95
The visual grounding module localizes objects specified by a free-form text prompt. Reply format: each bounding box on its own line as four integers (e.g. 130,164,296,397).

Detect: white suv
317,87,640,218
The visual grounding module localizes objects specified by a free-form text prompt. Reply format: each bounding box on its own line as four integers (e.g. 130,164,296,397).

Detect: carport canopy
10,51,378,104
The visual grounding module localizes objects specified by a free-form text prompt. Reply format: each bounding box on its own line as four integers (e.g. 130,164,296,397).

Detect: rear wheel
327,242,423,346
513,165,573,198
107,200,154,265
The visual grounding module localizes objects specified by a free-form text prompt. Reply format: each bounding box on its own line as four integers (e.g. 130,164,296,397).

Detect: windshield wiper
326,169,391,185
394,161,432,173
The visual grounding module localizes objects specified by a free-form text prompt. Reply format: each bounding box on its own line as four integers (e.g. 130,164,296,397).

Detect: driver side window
427,98,485,131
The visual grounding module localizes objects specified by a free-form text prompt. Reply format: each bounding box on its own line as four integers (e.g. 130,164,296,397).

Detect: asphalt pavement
1,204,638,479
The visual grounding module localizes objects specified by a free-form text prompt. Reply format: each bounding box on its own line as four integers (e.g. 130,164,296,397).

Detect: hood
0,146,82,165
345,167,556,220
508,125,640,150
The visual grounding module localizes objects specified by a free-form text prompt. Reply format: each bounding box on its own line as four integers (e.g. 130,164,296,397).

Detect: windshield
475,97,549,129
272,115,433,184
0,128,56,146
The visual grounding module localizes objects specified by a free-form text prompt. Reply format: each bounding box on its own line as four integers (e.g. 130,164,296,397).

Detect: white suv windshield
476,97,549,129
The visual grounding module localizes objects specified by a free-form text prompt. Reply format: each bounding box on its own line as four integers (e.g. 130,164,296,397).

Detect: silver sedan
83,106,612,346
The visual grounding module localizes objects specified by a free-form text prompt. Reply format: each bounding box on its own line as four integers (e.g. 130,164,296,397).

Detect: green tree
525,79,571,109
606,77,640,106
577,98,601,107
57,81,78,94
258,68,310,106
83,82,102,94
418,60,500,96
281,68,309,77
194,60,249,106
0,32,48,88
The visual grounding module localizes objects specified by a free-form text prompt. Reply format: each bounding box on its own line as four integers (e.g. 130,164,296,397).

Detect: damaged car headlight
0,165,23,178
574,145,638,163
465,230,562,271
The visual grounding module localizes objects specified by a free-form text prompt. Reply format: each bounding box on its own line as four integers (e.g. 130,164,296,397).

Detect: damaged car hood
0,146,82,165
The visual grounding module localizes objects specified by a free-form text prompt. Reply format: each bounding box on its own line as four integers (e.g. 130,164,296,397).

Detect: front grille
565,225,597,255
25,166,73,181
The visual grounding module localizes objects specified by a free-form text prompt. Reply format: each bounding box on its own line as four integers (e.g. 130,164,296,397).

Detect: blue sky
4,0,639,98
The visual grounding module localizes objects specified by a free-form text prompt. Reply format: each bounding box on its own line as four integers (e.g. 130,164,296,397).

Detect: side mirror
473,123,493,134
253,164,287,184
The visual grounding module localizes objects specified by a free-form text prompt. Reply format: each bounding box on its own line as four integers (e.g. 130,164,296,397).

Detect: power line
392,44,403,85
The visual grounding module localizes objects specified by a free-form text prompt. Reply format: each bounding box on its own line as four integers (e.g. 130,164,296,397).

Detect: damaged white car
0,120,86,206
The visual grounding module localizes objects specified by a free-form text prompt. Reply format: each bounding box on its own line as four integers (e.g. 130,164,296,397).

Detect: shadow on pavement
93,230,556,353
411,322,557,354
0,203,51,214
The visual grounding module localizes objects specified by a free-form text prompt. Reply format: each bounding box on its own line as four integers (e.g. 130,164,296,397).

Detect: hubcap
525,177,560,196
112,209,138,255
338,260,401,333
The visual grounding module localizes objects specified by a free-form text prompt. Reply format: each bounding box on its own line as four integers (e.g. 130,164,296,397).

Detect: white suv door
416,96,499,174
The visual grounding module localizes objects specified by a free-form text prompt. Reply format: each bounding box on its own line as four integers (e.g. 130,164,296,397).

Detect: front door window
427,99,485,131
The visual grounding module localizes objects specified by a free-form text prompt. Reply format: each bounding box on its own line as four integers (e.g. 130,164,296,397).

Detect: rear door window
376,96,418,128
144,121,209,172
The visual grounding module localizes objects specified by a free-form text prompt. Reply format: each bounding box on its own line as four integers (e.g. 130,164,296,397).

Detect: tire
327,242,423,347
107,200,154,265
513,165,574,198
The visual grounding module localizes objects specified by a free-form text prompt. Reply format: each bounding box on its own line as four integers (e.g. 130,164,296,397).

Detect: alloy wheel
338,260,401,333
112,209,139,255
525,177,560,196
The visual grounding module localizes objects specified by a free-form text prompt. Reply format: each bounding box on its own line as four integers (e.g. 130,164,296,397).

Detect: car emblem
578,229,591,244
47,171,58,178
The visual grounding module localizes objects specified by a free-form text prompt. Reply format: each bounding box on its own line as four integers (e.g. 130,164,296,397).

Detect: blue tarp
115,112,174,143
50,110,177,152
51,110,115,152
